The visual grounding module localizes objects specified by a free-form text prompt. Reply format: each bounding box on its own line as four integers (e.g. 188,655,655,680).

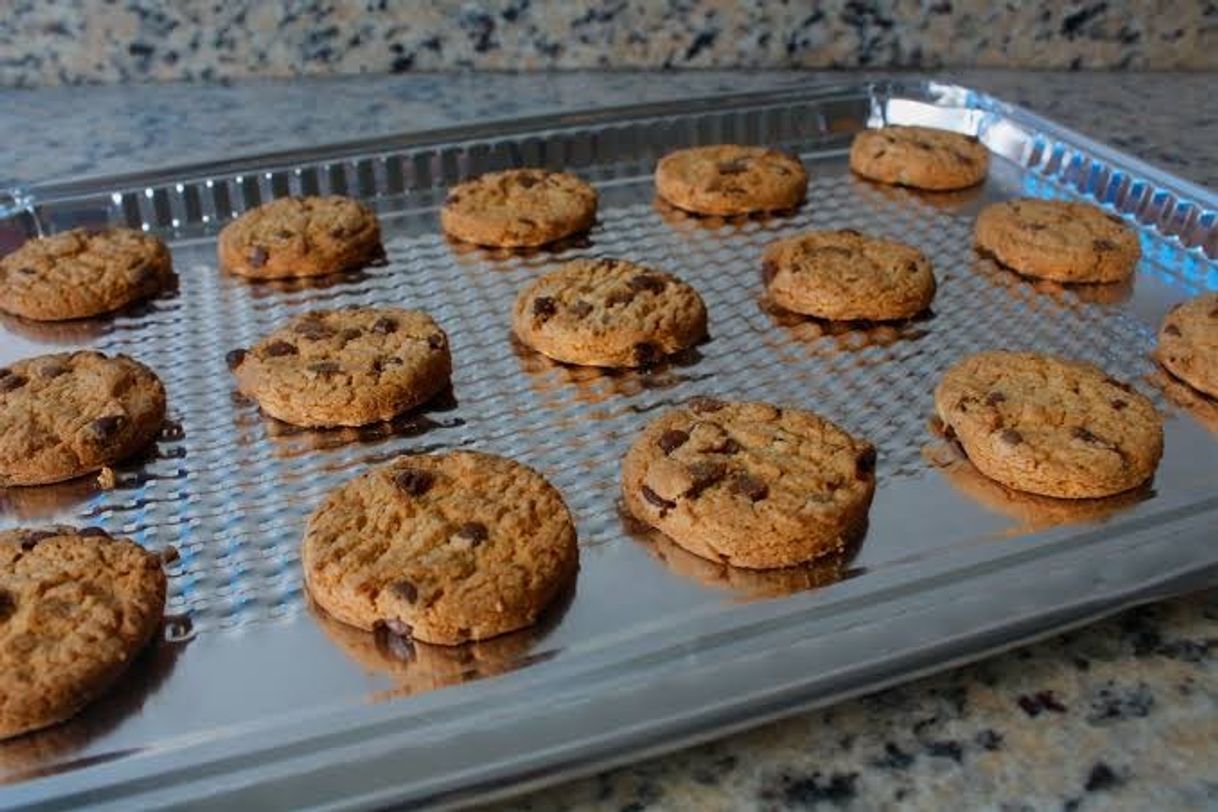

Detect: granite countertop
2,69,1216,810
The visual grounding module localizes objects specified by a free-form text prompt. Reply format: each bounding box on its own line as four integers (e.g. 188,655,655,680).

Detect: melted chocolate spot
1000,428,1024,445
855,446,877,478
1072,426,1101,444
249,246,268,268
605,289,634,308
985,391,1006,406
456,521,489,545
370,316,397,334
628,274,668,294
688,396,726,414
39,364,69,379
264,340,297,357
657,429,689,454
641,485,676,511
16,267,36,276
19,530,56,550
533,296,557,321
1111,399,1128,411
89,415,127,440
0,375,27,393
392,581,418,603
225,348,247,369
716,158,749,175
339,327,363,342
718,437,741,455
394,467,434,496
517,175,539,188
0,589,13,622
274,229,293,239
686,461,726,497
731,474,769,502
571,300,594,318
77,526,109,537
329,225,348,238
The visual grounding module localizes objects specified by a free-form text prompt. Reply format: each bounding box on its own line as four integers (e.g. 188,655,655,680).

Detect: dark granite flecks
1,68,1216,811
1,1,1218,86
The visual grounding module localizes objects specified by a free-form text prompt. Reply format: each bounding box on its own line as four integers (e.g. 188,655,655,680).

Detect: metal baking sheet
1,79,1217,811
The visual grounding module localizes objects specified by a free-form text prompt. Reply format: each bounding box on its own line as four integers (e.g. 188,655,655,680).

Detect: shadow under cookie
971,255,1135,307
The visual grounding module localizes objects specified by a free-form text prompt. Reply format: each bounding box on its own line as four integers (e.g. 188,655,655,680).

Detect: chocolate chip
77,526,109,537
716,159,749,175
0,589,13,622
294,320,335,340
329,225,348,238
950,150,975,166
571,300,594,318
871,149,886,159
89,415,127,440
393,467,434,496
855,446,877,478
308,361,341,374
685,461,726,497
39,363,69,379
1093,239,1117,251
1020,222,1047,232
605,289,635,307
274,229,293,239
689,398,725,415
370,316,397,334
0,368,10,378
264,340,297,357
456,521,489,545
1000,428,1023,445
657,429,689,454
1072,426,1101,444
392,580,418,603
731,474,769,502
249,246,268,267
1111,399,1128,411
427,333,445,351
533,296,557,321
985,391,1006,406
225,348,247,369
1104,376,1133,393
628,274,668,294
340,327,363,341
518,175,539,188
373,355,404,373
19,530,56,550
16,266,36,276
634,342,661,367
0,375,27,393
640,485,676,511
718,437,741,455
1163,324,1182,337
1210,307,1218,319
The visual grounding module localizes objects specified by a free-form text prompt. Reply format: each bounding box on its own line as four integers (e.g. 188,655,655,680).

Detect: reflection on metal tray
2,80,1217,811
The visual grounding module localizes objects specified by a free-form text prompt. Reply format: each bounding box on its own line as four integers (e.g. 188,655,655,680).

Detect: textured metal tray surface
1,81,1217,810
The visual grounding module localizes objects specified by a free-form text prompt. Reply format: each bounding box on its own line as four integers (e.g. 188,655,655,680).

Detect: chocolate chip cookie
511,257,708,368
622,398,876,570
218,196,384,279
849,125,989,191
302,451,579,645
228,307,452,428
763,229,936,321
934,351,1162,499
974,199,1141,284
655,145,808,216
1156,292,1218,398
440,169,598,248
0,526,166,739
0,351,166,487
0,228,172,321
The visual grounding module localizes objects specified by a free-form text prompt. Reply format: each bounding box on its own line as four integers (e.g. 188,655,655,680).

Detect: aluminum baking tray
1,79,1217,811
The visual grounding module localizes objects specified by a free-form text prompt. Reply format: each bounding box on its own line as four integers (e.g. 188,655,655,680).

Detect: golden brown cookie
849,125,989,191
0,228,172,321
439,169,598,248
218,196,384,280
0,351,166,487
227,307,452,428
511,257,707,368
0,526,166,740
621,398,876,570
974,199,1141,284
934,351,1162,499
654,145,807,216
302,451,579,645
763,228,936,321
1156,292,1218,398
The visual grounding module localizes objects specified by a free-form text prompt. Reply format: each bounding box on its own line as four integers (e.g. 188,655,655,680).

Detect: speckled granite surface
2,69,1216,810
2,2,1217,86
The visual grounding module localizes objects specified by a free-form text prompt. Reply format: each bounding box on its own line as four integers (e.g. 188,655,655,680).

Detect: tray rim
3,78,1218,811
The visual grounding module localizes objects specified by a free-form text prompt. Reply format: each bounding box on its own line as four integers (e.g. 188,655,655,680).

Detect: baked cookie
302,451,579,645
621,398,876,570
654,145,807,216
511,258,707,368
0,526,166,739
0,351,166,487
0,228,172,321
849,125,988,191
440,169,598,248
218,196,384,280
974,199,1141,284
228,307,452,428
1156,292,1218,398
934,351,1162,499
763,229,936,321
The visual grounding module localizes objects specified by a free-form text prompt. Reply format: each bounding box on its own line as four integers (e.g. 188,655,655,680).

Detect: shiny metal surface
1,80,1216,811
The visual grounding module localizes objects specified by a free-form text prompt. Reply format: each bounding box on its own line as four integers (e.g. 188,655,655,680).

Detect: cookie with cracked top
934,351,1162,499
218,196,384,280
974,199,1140,284
0,228,172,321
1156,292,1218,399
440,169,598,248
655,145,807,216
302,451,579,645
621,398,876,570
763,229,936,321
850,125,989,191
511,257,707,368
0,526,166,739
228,307,451,428
0,351,166,487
